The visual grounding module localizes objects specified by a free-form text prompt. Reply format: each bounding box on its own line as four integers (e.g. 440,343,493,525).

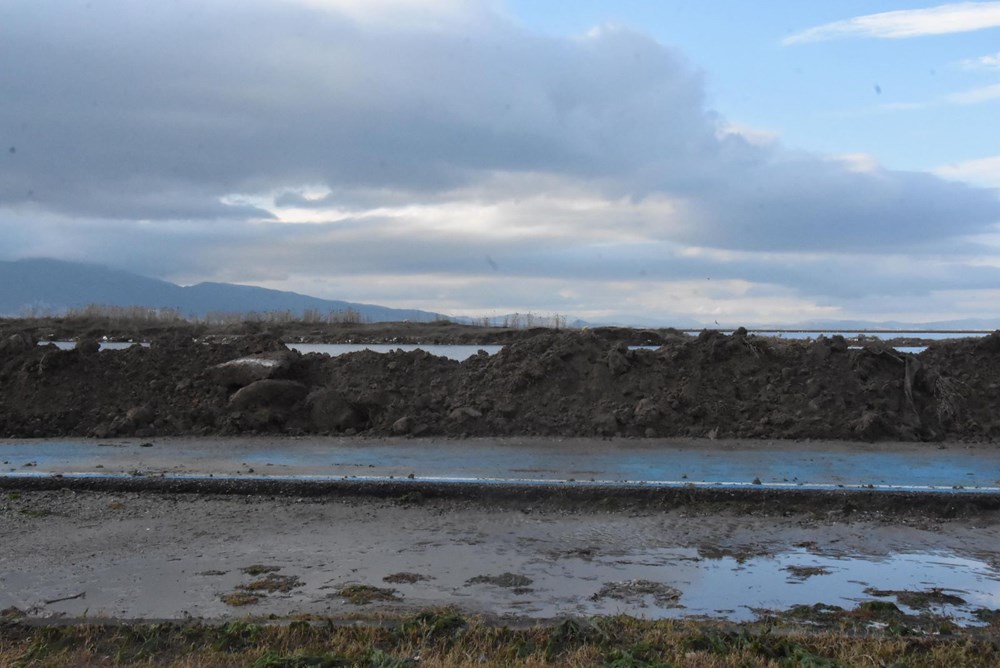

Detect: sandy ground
2,489,998,624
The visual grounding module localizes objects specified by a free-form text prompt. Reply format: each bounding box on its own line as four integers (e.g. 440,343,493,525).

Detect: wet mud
2,489,998,624
2,326,1000,442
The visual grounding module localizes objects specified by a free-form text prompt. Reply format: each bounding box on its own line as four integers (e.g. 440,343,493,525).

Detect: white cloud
936,155,1000,188
945,82,1000,104
959,51,1000,69
278,0,493,24
716,122,780,147
828,153,882,173
784,2,1000,45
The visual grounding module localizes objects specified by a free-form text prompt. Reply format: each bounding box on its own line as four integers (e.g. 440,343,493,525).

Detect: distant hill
0,258,446,322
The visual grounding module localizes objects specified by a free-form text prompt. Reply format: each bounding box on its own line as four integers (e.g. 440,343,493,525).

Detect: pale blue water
700,330,990,341
288,343,502,360
3,439,999,492
41,331,987,359
40,341,149,351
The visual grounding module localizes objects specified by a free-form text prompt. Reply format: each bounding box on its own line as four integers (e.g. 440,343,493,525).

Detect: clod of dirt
1,606,26,620
307,388,365,432
76,338,100,356
383,572,432,584
592,579,682,606
783,565,831,580
240,564,281,576
855,600,901,616
0,332,34,355
864,587,967,609
466,573,533,589
334,584,400,604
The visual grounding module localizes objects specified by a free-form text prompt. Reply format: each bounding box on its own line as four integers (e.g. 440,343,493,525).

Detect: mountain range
2,258,998,331
0,258,445,322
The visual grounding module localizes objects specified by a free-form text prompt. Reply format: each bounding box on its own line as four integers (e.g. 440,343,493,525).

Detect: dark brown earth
1,321,999,442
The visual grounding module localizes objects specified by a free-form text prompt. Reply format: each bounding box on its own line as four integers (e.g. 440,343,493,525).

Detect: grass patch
242,564,282,576
784,565,831,580
1,613,999,667
334,584,400,605
253,651,350,667
856,600,901,615
975,608,1000,626
382,572,431,584
19,507,53,518
466,572,533,588
220,592,260,607
592,580,681,606
242,574,302,594
864,587,967,609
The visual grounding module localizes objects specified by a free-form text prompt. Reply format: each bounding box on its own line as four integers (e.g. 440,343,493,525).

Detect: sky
2,0,1000,326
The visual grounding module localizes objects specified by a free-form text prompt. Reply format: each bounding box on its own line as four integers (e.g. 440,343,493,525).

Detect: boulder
392,416,415,435
210,351,297,389
229,379,308,410
126,404,156,427
76,338,100,356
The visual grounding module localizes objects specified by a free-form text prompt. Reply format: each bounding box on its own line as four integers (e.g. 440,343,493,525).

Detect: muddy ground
1,323,1000,441
2,489,998,624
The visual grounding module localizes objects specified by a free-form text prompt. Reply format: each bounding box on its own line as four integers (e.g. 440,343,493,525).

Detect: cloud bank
2,0,999,325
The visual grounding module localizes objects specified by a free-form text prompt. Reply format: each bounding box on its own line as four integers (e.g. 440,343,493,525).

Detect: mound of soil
1,327,999,441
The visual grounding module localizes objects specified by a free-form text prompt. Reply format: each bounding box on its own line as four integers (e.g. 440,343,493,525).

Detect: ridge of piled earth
1,327,998,441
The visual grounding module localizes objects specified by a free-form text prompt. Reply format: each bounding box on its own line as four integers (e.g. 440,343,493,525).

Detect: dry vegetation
12,304,572,330
2,611,998,667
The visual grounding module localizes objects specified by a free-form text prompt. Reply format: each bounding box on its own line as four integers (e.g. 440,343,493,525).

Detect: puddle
287,343,502,360
4,544,996,624
697,330,987,341
39,341,150,351
590,548,1000,623
848,345,928,354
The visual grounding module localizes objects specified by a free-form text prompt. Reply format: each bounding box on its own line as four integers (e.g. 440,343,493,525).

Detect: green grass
335,585,400,605
2,611,998,667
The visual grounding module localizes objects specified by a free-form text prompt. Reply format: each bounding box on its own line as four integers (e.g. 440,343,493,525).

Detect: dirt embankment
1,327,999,441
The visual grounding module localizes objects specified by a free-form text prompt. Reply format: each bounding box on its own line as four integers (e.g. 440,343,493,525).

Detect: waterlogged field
3,325,1000,666
2,487,1000,666
2,487,999,622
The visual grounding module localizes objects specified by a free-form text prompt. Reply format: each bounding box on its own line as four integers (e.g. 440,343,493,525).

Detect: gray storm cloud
4,0,996,238
1,0,1000,321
